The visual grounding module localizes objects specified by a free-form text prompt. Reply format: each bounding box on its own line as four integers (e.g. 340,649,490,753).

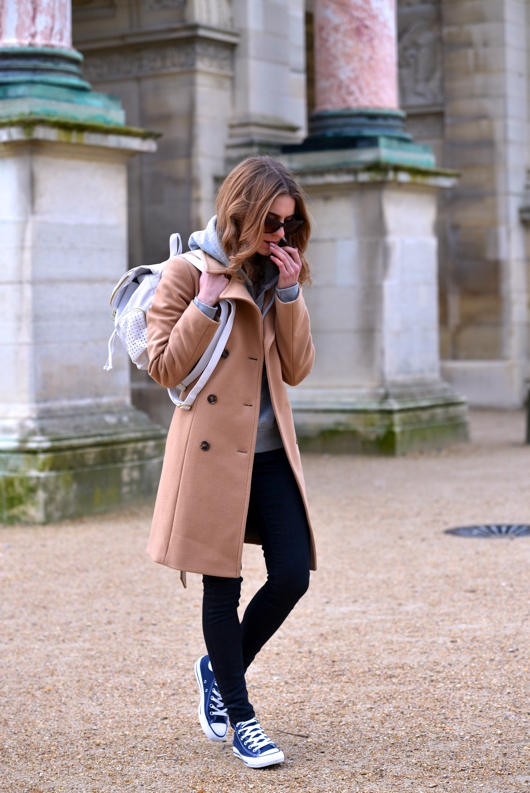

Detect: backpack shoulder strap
180,250,206,273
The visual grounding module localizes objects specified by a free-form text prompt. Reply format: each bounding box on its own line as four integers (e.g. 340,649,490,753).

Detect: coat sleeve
147,256,220,389
273,288,315,387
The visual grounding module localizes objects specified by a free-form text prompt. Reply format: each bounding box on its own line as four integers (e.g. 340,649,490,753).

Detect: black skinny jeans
202,447,311,725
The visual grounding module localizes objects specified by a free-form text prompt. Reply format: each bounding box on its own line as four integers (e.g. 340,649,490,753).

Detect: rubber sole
194,658,228,742
233,746,285,768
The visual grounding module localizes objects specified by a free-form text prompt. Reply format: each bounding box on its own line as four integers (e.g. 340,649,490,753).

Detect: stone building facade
397,0,530,409
72,0,530,420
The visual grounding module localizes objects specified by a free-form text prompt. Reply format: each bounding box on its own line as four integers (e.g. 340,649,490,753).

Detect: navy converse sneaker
232,717,285,768
194,655,229,741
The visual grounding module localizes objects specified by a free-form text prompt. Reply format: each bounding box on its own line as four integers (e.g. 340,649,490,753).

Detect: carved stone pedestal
280,149,468,454
0,122,165,523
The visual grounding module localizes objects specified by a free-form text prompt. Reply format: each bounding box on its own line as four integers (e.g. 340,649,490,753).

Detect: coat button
207,394,217,404
200,441,210,451
221,349,229,359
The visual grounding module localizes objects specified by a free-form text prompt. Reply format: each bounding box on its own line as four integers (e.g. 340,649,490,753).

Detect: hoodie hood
188,215,230,268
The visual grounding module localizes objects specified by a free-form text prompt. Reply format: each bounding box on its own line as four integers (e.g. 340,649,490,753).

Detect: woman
146,156,317,769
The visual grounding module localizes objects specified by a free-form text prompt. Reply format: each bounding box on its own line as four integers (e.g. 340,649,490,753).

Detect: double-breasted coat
145,251,317,579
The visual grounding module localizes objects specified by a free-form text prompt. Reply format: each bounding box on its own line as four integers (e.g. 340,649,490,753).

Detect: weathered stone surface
65,0,530,414
279,149,467,453
294,395,468,454
437,0,529,406
0,408,166,524
75,15,238,260
396,0,530,409
398,0,442,108
226,0,306,163
0,122,163,523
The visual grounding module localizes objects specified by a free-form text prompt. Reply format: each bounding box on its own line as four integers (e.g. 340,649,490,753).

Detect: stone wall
72,0,530,413
397,0,530,407
73,0,237,267
73,0,308,428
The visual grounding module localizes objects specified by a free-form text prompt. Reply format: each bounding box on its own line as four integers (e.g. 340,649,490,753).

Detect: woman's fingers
270,244,301,271
270,244,302,289
280,245,302,265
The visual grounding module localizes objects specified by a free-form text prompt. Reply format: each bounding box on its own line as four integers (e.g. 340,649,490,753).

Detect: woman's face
256,194,297,257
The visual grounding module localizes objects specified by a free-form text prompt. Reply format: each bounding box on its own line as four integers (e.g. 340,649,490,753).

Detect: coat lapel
203,250,276,349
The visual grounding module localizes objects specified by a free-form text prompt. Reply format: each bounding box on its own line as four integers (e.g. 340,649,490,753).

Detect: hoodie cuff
276,284,299,303
193,297,218,320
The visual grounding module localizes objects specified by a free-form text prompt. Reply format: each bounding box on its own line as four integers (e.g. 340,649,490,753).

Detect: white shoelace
209,684,228,718
237,719,273,751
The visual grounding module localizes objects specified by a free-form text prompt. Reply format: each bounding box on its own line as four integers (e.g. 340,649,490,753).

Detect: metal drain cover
445,524,530,538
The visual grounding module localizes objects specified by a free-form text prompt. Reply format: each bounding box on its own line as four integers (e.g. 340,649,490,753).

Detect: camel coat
145,252,316,578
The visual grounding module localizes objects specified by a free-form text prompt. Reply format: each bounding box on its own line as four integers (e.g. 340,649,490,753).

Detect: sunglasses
263,214,305,235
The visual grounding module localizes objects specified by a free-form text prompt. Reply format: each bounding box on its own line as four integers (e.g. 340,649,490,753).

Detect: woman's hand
197,271,230,307
269,242,302,289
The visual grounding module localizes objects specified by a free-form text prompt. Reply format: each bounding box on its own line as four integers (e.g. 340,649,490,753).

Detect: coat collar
203,251,276,351
202,251,227,274
203,252,269,312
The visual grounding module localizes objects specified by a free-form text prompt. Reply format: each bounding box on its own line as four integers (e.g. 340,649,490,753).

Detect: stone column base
0,407,166,524
290,383,468,455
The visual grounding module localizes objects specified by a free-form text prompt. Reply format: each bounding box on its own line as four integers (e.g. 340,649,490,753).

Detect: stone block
447,193,498,226
278,149,468,451
305,284,381,332
506,45,527,74
445,95,506,121
445,139,496,168
443,72,505,100
305,330,381,386
291,388,469,455
443,2,505,26
446,45,505,77
0,410,166,524
442,24,493,49
441,360,527,408
451,164,497,190
0,121,164,523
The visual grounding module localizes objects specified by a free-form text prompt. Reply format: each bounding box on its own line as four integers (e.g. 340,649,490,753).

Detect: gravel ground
2,409,530,793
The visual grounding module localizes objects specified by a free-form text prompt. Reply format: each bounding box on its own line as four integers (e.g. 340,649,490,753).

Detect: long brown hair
216,156,311,285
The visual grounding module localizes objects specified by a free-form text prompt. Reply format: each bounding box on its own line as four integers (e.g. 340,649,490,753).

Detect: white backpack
104,233,235,410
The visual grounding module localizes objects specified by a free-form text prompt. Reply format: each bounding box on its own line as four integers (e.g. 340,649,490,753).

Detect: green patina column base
294,395,469,456
0,46,124,126
0,409,167,524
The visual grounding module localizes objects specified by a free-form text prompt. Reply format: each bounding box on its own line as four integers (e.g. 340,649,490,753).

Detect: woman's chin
256,243,272,257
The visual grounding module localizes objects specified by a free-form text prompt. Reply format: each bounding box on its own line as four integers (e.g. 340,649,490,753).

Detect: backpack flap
104,265,165,371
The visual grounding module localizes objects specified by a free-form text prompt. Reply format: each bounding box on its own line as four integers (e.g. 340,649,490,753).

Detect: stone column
0,0,72,48
279,0,468,454
0,1,165,523
314,0,398,109
292,0,431,166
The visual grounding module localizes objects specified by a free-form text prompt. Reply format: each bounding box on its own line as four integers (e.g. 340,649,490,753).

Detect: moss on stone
362,161,460,180
0,436,166,524
296,404,469,456
0,113,161,139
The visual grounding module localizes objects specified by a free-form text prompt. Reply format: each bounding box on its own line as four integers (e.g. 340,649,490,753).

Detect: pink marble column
0,0,72,49
314,0,399,112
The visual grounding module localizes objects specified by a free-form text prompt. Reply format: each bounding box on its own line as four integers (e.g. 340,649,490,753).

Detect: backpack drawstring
103,329,118,371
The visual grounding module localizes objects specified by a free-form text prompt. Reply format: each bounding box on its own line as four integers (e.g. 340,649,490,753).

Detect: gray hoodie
188,216,299,453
